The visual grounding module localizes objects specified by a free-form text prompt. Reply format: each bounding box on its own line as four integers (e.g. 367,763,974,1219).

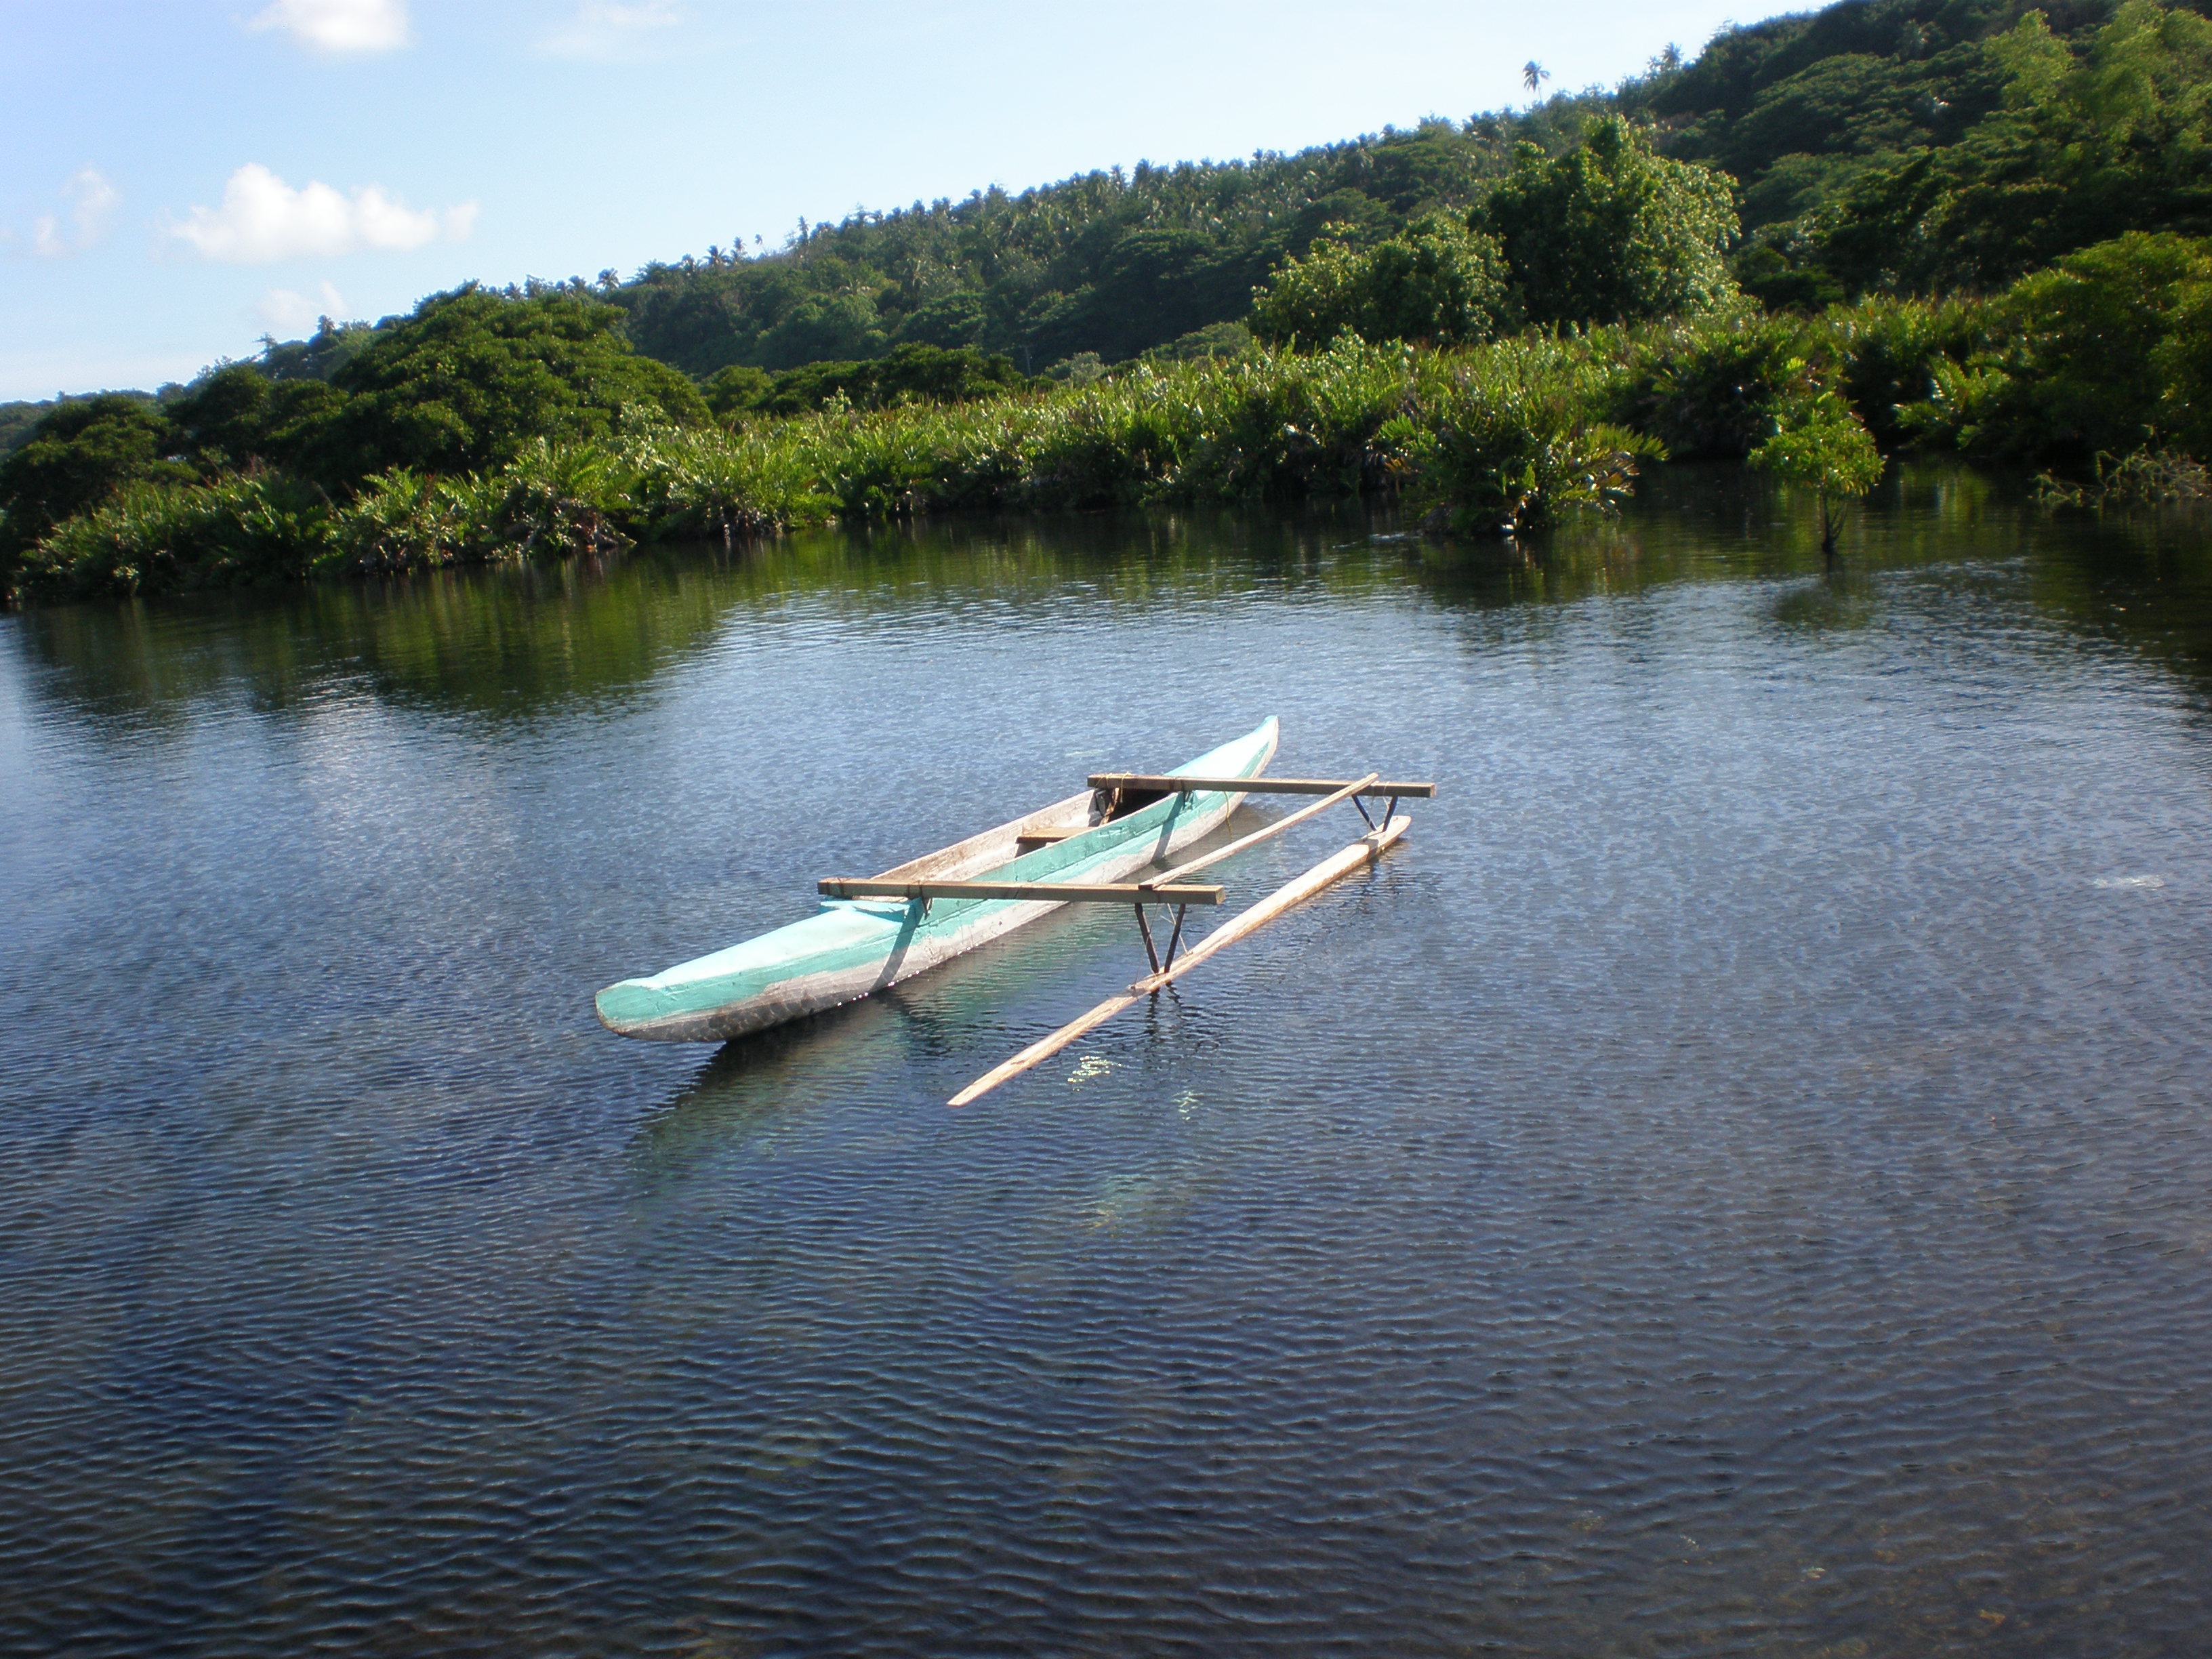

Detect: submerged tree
1750,396,1885,554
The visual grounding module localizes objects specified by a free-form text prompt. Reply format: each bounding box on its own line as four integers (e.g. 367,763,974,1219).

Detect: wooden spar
947,815,1410,1107
818,878,1224,904
1151,773,1378,884
1089,773,1437,799
1130,815,1408,996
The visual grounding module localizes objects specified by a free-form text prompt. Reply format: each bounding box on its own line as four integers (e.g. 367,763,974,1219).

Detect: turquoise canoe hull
595,717,1281,1042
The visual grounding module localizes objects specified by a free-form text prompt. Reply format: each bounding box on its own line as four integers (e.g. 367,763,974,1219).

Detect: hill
596,0,2205,376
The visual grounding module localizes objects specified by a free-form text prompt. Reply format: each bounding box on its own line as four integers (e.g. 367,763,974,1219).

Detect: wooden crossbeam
1154,773,1376,883
1014,827,1082,848
947,815,1410,1107
1088,773,1437,798
819,878,1224,904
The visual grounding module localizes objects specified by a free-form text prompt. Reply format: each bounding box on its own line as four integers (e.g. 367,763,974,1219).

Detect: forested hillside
11,0,2203,416
600,0,2208,375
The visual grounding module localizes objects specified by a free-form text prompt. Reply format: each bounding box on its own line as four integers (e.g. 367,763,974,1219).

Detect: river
3,466,2209,1656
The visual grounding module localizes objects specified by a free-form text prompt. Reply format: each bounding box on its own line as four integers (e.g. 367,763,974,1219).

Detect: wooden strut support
1134,904,1162,975
1089,773,1436,799
947,815,1411,1107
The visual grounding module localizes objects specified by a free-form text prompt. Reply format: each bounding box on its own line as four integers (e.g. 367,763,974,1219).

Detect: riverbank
9,234,2209,609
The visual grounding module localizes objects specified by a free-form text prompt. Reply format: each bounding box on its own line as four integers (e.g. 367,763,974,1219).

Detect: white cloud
24,169,119,258
247,0,411,53
538,1,683,60
166,165,476,263
257,281,350,336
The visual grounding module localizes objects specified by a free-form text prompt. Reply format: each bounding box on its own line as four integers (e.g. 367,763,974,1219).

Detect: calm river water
3,467,2209,1657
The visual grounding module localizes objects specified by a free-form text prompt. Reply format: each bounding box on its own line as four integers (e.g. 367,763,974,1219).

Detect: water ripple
2,485,2210,1655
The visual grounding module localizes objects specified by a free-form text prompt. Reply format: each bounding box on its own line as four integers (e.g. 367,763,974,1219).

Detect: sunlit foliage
1479,118,1742,326
1250,215,1511,347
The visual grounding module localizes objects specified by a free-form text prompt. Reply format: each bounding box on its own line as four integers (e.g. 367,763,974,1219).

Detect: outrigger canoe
595,716,1282,1042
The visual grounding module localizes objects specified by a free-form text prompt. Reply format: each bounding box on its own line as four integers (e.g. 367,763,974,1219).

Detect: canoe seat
1015,826,1082,851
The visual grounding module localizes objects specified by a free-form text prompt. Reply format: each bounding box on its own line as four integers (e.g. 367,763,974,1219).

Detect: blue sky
1,0,1798,401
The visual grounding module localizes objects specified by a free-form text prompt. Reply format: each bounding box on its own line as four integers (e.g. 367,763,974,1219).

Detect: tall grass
10,290,2177,605
28,473,335,600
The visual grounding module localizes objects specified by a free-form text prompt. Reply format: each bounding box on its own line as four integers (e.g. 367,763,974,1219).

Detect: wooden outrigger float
594,715,1433,1088
947,813,1412,1105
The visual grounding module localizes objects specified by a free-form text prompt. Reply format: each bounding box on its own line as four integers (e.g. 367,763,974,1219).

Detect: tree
702,364,774,422
1993,231,2212,461
0,396,189,567
1749,396,1885,553
1522,61,1550,96
1478,116,1741,327
328,285,710,480
1813,4,2212,293
711,345,1030,420
165,364,351,481
1250,214,1511,347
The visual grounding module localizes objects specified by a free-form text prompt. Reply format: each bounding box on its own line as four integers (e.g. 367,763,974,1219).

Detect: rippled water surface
4,468,2211,1656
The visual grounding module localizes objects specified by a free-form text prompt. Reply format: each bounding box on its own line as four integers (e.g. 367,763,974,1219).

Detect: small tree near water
1750,401,1885,554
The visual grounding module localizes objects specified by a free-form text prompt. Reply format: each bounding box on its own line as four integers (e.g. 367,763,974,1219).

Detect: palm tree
1522,60,1550,96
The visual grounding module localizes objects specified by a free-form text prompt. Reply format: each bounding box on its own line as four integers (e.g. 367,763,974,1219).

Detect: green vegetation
1981,230,2212,457
19,249,2205,605
7,0,2211,609
705,344,1032,419
323,286,708,478
1750,396,1888,549
1250,215,1511,348
0,396,193,561
1479,117,1742,325
1792,2,2212,295
585,0,2211,375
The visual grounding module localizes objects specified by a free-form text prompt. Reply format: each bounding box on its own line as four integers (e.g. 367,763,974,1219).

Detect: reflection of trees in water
1422,462,2212,703
9,553,738,726
2022,506,2212,704
12,467,2212,728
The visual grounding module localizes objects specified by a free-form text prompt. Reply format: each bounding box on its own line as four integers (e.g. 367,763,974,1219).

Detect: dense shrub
1616,314,1811,458
17,474,334,602
1808,4,2212,295
165,366,352,483
1378,342,1658,533
1250,215,1512,348
326,286,710,479
1478,117,1742,327
714,344,1032,419
19,242,2212,607
0,396,194,583
1986,232,2212,461
8,340,1662,600
1819,296,1995,451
